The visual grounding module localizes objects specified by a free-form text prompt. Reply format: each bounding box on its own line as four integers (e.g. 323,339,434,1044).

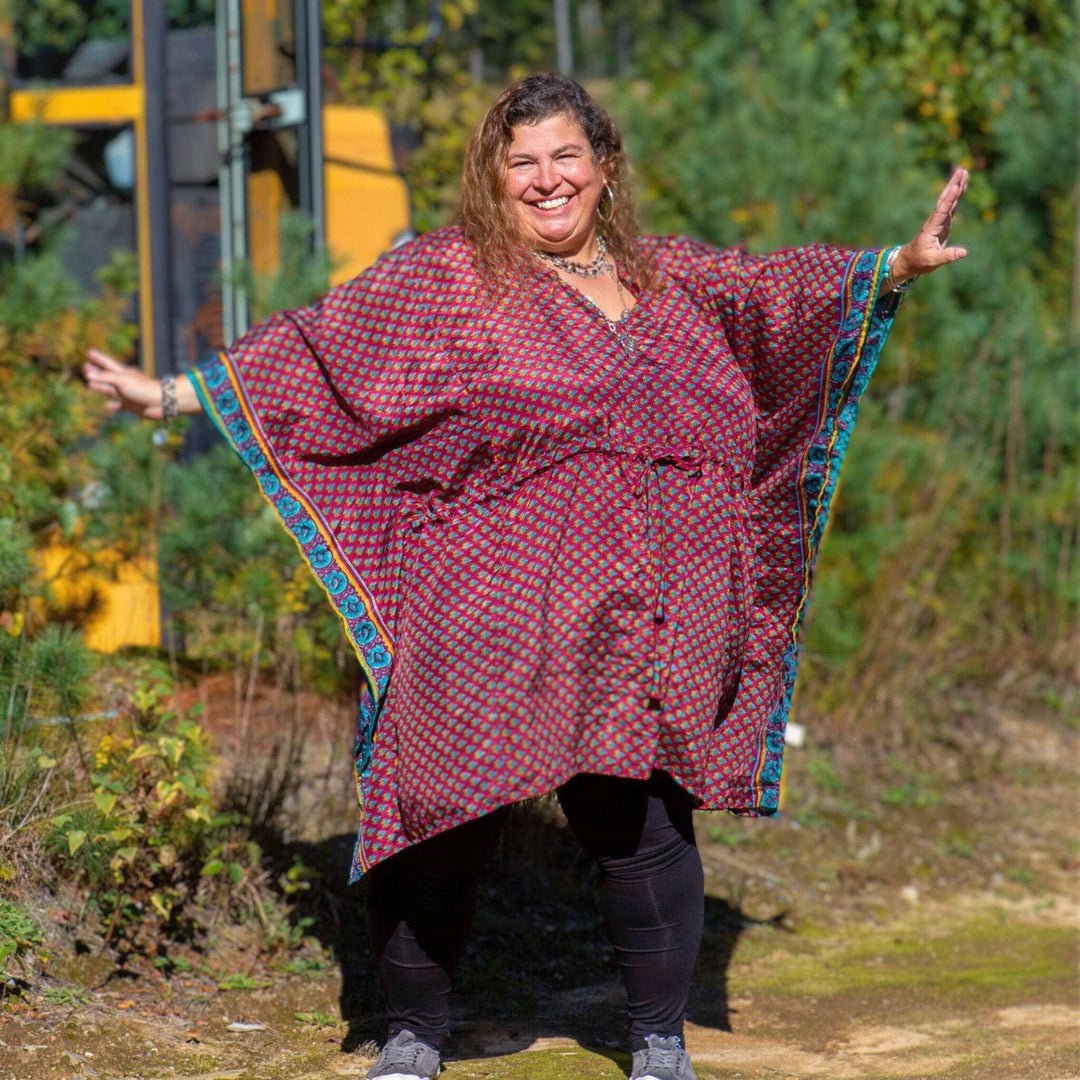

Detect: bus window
11,0,132,85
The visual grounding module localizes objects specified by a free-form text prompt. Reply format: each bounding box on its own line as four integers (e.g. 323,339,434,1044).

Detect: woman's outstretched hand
889,167,969,285
83,349,201,418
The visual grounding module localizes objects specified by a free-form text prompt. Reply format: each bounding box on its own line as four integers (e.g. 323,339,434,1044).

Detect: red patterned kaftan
190,227,899,879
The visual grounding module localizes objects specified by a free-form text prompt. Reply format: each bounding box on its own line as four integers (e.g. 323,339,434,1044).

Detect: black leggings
365,772,704,1052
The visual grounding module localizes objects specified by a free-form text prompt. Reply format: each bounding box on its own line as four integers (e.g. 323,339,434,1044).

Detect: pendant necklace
535,236,641,359
606,272,638,361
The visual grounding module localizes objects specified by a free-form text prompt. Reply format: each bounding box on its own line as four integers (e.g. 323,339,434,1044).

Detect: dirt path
3,701,1076,1080
2,888,1076,1080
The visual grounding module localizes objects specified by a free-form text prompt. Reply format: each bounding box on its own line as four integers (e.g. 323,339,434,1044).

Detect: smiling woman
83,71,969,1080
505,116,606,253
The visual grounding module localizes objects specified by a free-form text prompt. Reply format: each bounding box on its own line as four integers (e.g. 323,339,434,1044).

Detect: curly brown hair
459,73,653,292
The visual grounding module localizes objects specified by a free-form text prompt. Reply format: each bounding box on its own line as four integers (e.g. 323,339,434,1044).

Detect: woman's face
504,113,605,257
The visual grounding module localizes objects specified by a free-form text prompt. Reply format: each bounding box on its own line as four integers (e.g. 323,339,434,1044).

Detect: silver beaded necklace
537,235,640,359
534,234,609,278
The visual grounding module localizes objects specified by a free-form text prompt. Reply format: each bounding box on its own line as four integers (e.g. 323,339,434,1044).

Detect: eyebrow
507,142,587,162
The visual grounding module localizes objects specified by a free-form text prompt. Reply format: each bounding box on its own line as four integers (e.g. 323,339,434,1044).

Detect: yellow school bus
6,0,411,650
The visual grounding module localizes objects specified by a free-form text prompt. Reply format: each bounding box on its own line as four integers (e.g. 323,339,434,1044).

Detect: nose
533,158,559,193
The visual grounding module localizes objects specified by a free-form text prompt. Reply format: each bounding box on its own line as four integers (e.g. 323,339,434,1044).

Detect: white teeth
536,196,569,210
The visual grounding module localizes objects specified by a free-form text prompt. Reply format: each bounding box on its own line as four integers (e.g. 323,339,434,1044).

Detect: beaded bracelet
160,375,179,421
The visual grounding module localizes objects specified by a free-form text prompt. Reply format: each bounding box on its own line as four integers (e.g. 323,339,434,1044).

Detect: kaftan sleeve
650,237,900,814
185,229,483,733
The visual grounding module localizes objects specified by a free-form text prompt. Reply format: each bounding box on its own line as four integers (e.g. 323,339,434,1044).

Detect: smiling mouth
534,195,570,210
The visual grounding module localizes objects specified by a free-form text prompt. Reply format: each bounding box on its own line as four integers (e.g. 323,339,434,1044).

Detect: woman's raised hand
891,167,969,283
83,349,201,418
83,349,163,418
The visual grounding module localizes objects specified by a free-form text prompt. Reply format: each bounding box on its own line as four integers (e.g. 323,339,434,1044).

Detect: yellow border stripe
191,356,395,660
9,85,144,125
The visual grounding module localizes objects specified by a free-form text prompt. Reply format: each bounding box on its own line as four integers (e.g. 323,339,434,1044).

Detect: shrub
47,681,257,954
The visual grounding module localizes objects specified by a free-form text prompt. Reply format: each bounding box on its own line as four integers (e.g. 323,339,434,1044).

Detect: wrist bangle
161,375,179,421
885,247,918,294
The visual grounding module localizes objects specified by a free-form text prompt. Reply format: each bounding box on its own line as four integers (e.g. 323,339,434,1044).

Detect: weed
0,898,45,974
295,1009,339,1028
218,972,266,991
941,833,975,859
882,781,942,809
706,821,745,849
807,750,845,796
274,954,330,976
41,985,89,1007
152,953,193,975
1007,866,1037,890
280,856,322,896
791,804,828,828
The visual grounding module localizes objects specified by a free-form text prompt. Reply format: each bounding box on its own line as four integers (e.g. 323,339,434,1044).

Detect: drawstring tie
626,448,707,709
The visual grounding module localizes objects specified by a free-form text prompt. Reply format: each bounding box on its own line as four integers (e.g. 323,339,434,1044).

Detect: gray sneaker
629,1034,697,1080
366,1029,440,1079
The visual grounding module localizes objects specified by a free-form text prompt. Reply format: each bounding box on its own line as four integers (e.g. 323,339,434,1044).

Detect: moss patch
734,907,1076,1007
443,1046,628,1079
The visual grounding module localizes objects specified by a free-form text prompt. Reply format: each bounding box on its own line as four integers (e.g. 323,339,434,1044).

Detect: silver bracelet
885,247,918,294
160,375,179,421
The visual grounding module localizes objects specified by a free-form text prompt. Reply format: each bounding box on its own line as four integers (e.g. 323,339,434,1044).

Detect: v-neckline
548,265,644,329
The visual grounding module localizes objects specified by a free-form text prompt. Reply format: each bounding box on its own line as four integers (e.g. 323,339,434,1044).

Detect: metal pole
553,0,573,76
142,0,174,374
216,0,248,344
297,0,325,251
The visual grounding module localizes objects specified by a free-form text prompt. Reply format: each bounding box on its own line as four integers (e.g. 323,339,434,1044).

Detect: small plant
295,1008,338,1028
152,953,193,975
0,899,45,975
218,972,265,991
280,856,322,896
41,984,89,1007
942,833,975,859
274,954,330,976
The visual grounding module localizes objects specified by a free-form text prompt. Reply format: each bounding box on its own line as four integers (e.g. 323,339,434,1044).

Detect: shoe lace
387,1043,424,1069
639,1036,685,1074
377,1034,433,1076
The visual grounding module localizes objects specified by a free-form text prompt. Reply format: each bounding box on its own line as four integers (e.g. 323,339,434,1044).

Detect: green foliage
230,211,340,323
0,898,45,975
0,123,132,844
27,624,94,718
45,678,256,952
0,123,72,189
218,972,267,990
845,0,1073,176
0,625,93,858
295,1008,339,1027
622,0,1077,727
10,0,129,61
0,518,34,608
40,984,89,1006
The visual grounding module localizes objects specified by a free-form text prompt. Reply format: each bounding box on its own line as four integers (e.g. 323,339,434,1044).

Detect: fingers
86,347,126,373
82,364,124,396
933,167,968,216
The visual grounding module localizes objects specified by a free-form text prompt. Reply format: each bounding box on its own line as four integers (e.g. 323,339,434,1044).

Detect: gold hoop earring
598,182,615,224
